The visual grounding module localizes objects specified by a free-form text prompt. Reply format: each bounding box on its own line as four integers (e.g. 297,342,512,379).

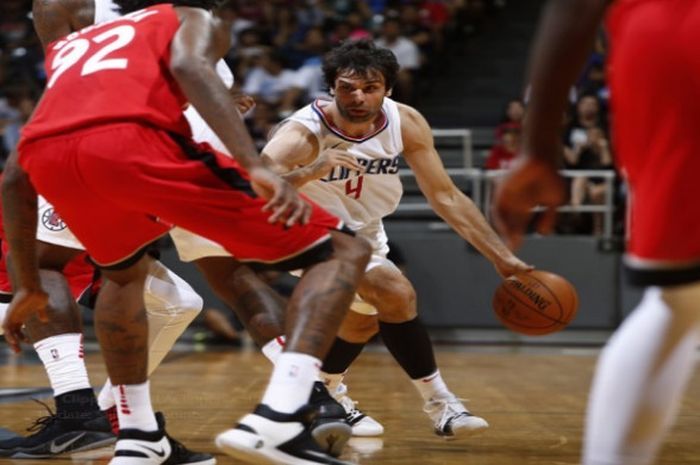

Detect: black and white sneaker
334,384,383,437
155,412,215,465
308,382,352,457
423,395,489,439
111,427,171,465
0,401,116,458
215,404,354,465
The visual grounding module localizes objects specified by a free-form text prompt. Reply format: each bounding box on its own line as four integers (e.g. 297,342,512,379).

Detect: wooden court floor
2,346,700,465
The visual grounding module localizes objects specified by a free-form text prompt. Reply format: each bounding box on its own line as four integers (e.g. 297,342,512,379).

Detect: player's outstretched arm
1,152,49,350
399,104,530,278
493,0,609,249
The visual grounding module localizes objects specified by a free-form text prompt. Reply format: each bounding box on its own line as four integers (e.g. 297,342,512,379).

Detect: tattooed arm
1,152,49,351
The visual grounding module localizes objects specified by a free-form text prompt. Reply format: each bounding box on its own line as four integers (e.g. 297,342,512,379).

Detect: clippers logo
41,208,67,232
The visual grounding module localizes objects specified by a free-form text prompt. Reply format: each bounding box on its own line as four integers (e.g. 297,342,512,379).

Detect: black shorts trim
0,293,13,304
245,227,355,272
625,263,700,287
169,133,257,198
88,245,150,271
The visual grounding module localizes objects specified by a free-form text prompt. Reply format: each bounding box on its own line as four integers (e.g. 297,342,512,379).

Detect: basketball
492,270,579,336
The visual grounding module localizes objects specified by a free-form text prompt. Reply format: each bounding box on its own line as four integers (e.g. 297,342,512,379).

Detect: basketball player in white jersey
263,39,532,439
0,0,323,461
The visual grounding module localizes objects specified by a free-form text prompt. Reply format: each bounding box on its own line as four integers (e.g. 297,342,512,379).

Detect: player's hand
493,255,534,279
233,93,256,114
308,149,362,179
249,166,312,227
2,287,49,353
492,157,566,250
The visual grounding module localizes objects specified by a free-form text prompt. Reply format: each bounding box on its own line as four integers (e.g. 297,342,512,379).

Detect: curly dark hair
114,0,221,14
322,39,399,92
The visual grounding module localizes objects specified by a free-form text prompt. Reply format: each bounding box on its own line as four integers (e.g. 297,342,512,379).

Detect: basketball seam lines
498,285,566,326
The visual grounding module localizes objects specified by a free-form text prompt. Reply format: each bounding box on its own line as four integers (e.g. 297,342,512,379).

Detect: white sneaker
110,428,172,465
334,384,384,437
215,404,353,465
423,395,489,439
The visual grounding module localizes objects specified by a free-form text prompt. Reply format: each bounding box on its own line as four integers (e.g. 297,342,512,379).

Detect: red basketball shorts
18,123,342,269
0,241,94,300
608,1,700,283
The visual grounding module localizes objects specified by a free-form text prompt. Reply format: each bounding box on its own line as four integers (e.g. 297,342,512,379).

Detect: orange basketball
492,270,578,336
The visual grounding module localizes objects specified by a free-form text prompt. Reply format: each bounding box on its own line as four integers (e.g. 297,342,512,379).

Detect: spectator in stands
569,126,613,235
323,0,372,22
278,27,328,117
229,27,269,79
495,98,525,143
375,16,421,103
217,3,255,50
242,50,298,111
418,0,452,53
295,0,326,30
246,101,280,151
0,85,34,156
399,4,434,58
564,94,606,167
485,122,521,170
268,6,306,68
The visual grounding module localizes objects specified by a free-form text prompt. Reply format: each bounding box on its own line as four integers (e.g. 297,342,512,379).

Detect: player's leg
193,256,285,347
44,127,367,464
171,229,351,457
319,306,384,437
96,258,216,465
583,284,700,465
357,262,489,438
0,242,114,459
215,230,370,465
169,228,287,351
96,255,175,465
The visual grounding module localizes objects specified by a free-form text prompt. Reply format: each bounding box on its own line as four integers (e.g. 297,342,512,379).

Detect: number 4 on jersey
345,176,364,199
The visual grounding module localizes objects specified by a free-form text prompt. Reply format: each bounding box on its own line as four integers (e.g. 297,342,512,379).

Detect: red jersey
21,5,190,144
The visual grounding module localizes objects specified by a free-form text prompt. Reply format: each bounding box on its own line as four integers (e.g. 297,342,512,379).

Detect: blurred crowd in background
0,0,508,161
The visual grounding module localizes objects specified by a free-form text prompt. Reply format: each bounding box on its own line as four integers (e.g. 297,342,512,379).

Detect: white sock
261,352,320,413
34,333,91,396
262,336,286,364
583,286,700,465
113,381,158,432
97,261,203,412
0,301,9,336
412,370,452,402
98,379,115,411
320,371,345,396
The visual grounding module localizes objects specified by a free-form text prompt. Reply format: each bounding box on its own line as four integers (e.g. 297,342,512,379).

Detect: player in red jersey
0,0,349,460
2,2,370,465
494,1,700,464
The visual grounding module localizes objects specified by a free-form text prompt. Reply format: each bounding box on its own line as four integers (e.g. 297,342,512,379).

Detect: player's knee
144,279,203,318
339,312,378,343
178,288,204,317
372,281,416,321
333,233,372,267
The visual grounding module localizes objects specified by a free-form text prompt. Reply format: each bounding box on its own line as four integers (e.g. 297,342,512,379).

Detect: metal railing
395,167,618,240
432,129,473,168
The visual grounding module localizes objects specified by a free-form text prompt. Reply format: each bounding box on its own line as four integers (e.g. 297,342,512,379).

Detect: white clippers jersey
94,0,234,152
287,98,404,231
